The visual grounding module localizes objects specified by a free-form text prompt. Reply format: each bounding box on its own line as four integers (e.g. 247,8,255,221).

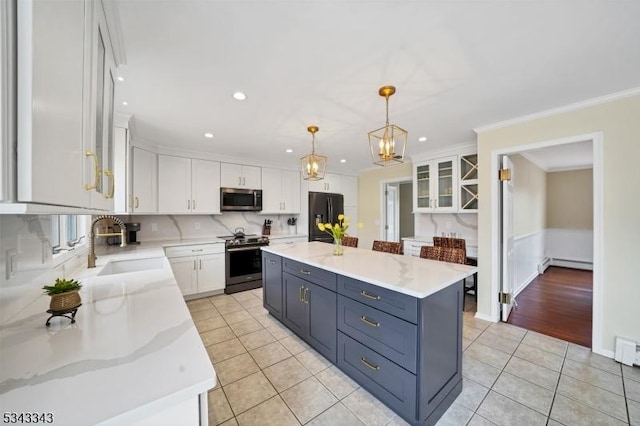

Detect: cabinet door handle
360,315,380,327
104,169,114,199
238,176,242,186
192,199,196,210
199,259,202,269
299,286,304,303
360,357,380,371
282,202,285,210
299,269,311,275
193,260,197,270
303,287,309,303
243,177,246,186
134,196,139,209
360,290,380,301
267,259,276,264
84,150,100,190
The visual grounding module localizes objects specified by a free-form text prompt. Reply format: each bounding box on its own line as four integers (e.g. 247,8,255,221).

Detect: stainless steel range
219,230,269,294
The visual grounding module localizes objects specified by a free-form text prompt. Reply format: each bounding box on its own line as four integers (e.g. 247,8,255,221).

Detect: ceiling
519,140,593,172
113,0,640,173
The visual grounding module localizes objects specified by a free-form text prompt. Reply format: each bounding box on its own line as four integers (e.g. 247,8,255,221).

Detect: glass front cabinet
413,156,458,213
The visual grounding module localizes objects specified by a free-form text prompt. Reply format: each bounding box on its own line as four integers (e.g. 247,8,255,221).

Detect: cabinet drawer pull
299,269,311,275
360,290,380,300
360,357,380,371
360,315,380,327
192,249,204,252
267,259,276,264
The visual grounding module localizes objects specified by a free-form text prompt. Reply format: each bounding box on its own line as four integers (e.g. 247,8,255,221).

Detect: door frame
379,176,412,241
490,132,604,354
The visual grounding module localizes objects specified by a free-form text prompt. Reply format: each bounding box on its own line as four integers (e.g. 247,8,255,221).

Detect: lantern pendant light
300,125,327,181
368,85,408,166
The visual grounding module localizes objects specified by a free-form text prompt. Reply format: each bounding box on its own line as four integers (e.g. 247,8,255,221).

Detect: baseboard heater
539,257,593,272
537,257,551,274
615,337,640,366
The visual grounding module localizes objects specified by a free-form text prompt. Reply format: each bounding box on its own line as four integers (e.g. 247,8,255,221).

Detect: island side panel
418,280,464,425
262,252,283,319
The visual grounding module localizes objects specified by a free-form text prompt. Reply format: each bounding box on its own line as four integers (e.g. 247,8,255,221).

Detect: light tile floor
187,291,639,426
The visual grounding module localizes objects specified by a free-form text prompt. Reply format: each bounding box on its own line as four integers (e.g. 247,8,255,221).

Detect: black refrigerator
308,192,344,243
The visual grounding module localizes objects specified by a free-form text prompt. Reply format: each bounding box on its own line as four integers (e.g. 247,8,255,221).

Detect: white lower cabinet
166,244,225,298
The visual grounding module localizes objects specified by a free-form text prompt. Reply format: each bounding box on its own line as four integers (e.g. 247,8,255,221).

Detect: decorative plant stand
46,304,81,327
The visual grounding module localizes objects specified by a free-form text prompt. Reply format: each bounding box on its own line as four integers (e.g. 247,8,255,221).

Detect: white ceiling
519,140,593,172
113,0,640,173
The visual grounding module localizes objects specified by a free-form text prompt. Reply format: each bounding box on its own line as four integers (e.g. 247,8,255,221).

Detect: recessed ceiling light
204,133,214,138
232,92,247,101
285,149,293,153
340,159,347,163
122,101,128,106
117,76,125,82
418,136,427,142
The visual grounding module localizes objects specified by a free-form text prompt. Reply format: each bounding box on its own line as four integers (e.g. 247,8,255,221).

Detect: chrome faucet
88,215,127,268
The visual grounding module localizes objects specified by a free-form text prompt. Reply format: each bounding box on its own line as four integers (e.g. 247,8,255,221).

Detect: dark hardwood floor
506,266,593,348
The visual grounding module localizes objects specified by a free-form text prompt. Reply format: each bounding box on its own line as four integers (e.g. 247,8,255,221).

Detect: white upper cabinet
85,1,117,211
340,175,358,207
459,153,479,212
191,159,220,213
220,163,261,189
131,147,157,213
308,172,341,193
261,168,300,214
17,0,89,207
413,156,458,213
158,155,221,214
16,0,118,210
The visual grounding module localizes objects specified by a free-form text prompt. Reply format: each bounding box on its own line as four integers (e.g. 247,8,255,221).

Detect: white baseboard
593,347,615,359
514,271,539,298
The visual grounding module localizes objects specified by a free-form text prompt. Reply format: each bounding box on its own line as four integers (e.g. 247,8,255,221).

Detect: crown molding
410,141,477,163
474,87,640,134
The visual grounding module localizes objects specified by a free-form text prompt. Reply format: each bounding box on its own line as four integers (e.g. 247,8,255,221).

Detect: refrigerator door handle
328,197,333,223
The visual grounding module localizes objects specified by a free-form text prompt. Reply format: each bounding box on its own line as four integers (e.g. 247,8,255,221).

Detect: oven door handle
226,246,265,252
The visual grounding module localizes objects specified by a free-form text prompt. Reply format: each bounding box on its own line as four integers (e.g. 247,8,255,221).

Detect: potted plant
43,278,82,312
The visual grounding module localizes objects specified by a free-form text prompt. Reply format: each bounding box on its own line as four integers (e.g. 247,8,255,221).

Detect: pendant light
300,125,327,181
368,85,408,166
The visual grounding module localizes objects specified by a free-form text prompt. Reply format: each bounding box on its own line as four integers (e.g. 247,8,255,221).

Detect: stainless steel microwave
220,188,263,211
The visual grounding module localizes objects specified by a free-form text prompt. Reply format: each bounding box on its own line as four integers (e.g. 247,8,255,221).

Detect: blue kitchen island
261,241,477,426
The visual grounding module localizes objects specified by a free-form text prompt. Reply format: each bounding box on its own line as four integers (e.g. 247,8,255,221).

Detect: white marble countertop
262,242,477,298
0,245,215,426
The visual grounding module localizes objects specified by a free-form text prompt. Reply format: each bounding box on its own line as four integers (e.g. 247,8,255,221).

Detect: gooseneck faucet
88,215,127,268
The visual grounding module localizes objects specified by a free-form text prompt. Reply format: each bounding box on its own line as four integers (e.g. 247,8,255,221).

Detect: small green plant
42,278,82,295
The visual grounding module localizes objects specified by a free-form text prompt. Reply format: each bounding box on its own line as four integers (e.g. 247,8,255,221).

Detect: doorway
381,178,413,242
491,133,602,352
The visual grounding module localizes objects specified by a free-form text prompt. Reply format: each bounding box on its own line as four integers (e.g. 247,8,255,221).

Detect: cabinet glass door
416,164,431,208
437,160,453,208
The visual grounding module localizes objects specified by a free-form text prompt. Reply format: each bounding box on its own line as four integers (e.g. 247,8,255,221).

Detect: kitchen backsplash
414,213,478,243
115,213,303,242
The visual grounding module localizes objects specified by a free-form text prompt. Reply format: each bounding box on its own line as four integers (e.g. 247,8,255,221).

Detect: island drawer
337,276,418,324
283,258,337,291
338,295,417,373
337,332,416,420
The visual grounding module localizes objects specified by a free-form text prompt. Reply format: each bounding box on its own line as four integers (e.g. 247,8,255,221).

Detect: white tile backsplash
115,213,303,241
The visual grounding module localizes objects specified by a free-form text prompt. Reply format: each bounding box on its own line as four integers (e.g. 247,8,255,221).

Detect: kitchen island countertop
262,241,477,298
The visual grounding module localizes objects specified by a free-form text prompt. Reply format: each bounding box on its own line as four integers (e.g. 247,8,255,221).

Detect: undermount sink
97,257,165,276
